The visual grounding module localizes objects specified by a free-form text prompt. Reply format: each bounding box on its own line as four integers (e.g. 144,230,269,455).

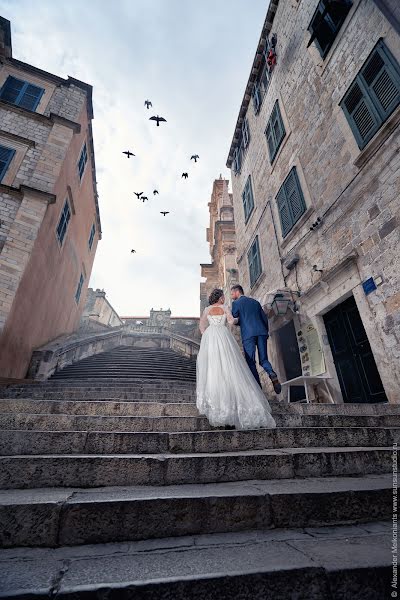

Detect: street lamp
271,293,291,316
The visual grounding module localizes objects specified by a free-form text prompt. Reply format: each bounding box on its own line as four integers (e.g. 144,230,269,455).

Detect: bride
196,288,276,430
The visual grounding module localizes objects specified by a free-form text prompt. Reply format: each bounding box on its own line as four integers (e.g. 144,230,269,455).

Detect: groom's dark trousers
232,295,277,389
243,335,275,388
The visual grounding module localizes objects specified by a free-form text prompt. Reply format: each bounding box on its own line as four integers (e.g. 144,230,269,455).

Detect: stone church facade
0,18,101,378
227,0,400,403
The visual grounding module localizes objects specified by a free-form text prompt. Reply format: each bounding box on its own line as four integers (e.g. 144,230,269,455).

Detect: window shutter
19,83,44,111
276,186,292,237
242,119,250,148
361,46,400,117
0,145,15,181
285,169,306,223
342,80,380,147
265,122,275,158
248,237,262,287
0,76,24,104
252,84,261,113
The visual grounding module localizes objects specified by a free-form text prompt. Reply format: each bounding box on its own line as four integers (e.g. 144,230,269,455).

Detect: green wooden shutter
361,44,400,118
276,186,292,237
265,122,275,158
286,169,306,223
0,145,15,182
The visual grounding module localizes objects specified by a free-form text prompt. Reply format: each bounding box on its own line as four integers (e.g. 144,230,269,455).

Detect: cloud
3,0,267,315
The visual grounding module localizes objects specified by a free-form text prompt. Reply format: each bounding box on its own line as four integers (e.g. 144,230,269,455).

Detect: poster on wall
296,322,326,377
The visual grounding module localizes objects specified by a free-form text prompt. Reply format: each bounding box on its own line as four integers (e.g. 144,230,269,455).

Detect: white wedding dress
196,305,276,430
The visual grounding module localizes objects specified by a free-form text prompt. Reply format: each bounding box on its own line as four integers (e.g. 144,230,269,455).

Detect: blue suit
232,295,276,387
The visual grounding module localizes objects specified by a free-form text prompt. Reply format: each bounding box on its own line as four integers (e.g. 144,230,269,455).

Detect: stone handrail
28,324,200,380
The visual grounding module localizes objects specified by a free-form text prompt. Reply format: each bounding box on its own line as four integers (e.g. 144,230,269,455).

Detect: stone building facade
80,288,123,330
0,18,101,378
227,0,400,403
122,310,200,341
200,177,238,312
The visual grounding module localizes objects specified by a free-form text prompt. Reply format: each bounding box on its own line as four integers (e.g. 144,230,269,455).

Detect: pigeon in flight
123,150,135,158
160,211,170,216
149,115,167,127
190,155,200,162
182,172,189,179
141,196,149,202
144,100,152,109
153,190,159,195
134,192,143,199
131,249,136,253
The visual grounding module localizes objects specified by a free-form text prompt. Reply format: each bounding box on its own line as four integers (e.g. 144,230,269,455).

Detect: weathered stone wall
228,0,400,402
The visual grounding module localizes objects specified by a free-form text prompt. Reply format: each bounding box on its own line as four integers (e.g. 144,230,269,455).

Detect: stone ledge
0,183,56,204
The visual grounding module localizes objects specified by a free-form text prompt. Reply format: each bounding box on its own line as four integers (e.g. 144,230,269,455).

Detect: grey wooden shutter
286,169,306,223
361,44,400,118
276,186,292,237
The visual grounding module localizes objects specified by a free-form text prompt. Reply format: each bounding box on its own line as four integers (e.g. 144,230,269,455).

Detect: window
248,236,262,287
307,0,352,58
0,145,15,182
75,273,84,304
78,143,88,180
276,167,306,238
252,83,262,114
56,200,71,245
340,40,400,149
242,176,255,223
265,101,286,162
88,223,96,250
242,118,250,149
233,145,242,174
0,75,44,111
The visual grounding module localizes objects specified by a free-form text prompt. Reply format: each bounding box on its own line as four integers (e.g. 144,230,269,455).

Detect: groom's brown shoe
270,376,282,394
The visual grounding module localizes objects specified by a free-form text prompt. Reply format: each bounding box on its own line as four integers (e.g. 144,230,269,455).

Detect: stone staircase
0,357,397,597
49,346,197,382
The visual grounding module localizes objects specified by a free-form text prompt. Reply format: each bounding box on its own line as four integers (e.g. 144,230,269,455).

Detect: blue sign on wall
362,277,377,295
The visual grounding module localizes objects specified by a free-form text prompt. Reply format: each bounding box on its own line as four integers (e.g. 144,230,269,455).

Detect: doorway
323,296,387,403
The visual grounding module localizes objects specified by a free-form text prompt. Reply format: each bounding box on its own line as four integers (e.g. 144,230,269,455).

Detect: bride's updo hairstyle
209,288,224,305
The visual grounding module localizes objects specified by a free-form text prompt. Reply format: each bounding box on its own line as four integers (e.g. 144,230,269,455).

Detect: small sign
362,277,377,295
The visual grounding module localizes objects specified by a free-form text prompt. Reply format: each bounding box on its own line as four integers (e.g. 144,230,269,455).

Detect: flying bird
131,249,136,253
182,172,189,179
190,155,200,162
149,115,167,127
153,190,159,195
144,100,152,109
160,211,170,216
123,150,135,158
134,192,143,199
141,196,149,202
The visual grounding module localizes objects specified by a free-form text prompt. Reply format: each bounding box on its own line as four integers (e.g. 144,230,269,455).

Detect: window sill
353,104,400,170
280,205,315,250
250,270,266,293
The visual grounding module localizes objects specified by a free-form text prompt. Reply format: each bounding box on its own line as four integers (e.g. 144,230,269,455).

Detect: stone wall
227,0,400,402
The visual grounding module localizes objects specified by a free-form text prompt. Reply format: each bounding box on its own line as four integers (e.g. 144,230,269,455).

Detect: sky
3,0,268,316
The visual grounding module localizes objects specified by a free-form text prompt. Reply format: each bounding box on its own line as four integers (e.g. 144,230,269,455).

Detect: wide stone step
290,402,400,415
0,447,392,489
0,413,210,433
0,522,390,599
0,390,197,402
0,474,392,548
0,399,200,417
0,427,397,456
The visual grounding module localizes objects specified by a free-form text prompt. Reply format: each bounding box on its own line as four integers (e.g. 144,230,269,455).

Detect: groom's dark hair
231,284,244,295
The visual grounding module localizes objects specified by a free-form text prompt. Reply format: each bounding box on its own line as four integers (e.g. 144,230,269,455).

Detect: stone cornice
0,182,56,204
0,129,35,147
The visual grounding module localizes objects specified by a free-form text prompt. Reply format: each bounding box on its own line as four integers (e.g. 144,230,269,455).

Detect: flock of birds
123,100,200,255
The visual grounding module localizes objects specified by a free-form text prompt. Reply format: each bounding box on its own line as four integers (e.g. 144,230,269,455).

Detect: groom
231,285,282,394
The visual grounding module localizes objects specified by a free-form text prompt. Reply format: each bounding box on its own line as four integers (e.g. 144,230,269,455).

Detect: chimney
0,17,12,58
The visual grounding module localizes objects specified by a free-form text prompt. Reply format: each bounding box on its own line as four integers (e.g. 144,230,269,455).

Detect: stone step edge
0,522,390,599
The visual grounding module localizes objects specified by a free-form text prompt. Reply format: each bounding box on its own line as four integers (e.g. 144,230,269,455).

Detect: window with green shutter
340,40,400,149
265,101,286,162
276,167,306,238
248,236,262,287
242,176,255,223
